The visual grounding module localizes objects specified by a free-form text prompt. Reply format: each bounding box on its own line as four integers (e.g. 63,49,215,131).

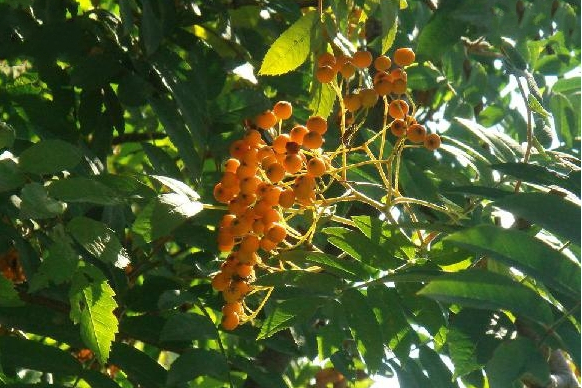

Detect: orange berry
393,47,415,67
237,251,259,265
302,131,324,149
374,80,393,96
352,50,373,68
360,88,379,108
256,182,272,197
316,65,336,83
266,223,287,243
257,145,274,162
290,125,309,144
229,140,250,160
231,280,250,297
230,218,252,237
212,272,231,291
260,237,278,252
236,162,257,179
266,163,285,183
340,62,356,79
252,219,265,234
244,129,263,146
388,99,409,119
239,176,261,194
272,134,291,154
279,188,295,208
239,234,260,253
261,154,278,170
214,183,236,204
374,70,392,84
221,312,239,330
390,119,407,137
273,101,293,120
222,302,244,316
424,133,441,150
391,79,407,95
255,110,278,129
306,157,327,177
219,214,236,228
317,52,336,67
374,55,392,71
285,141,301,154
306,116,328,135
262,208,280,225
407,123,427,143
344,94,362,112
221,172,239,188
224,158,240,173
390,68,407,81
263,186,283,206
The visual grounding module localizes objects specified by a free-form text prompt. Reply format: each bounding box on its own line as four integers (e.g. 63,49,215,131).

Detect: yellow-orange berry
393,47,415,67
360,88,379,108
272,134,291,154
283,154,303,174
255,110,278,129
316,65,336,83
390,119,407,137
306,116,328,135
407,123,427,143
388,99,409,119
344,93,361,112
374,55,392,71
318,52,336,68
244,129,263,146
260,237,278,252
374,80,393,96
263,186,282,206
290,125,308,144
273,101,293,120
392,79,407,95
279,188,295,208
214,183,236,204
224,158,240,173
302,131,324,149
212,272,231,291
229,140,250,160
222,302,244,316
265,163,285,183
340,62,356,79
221,312,239,330
306,157,326,177
266,223,287,243
352,50,373,68
236,263,254,278
239,234,260,253
424,133,441,150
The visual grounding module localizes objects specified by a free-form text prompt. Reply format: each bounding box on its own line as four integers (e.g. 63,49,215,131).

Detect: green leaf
255,270,343,295
493,192,580,245
29,235,79,292
486,338,551,387
550,91,578,147
67,217,130,268
141,0,163,55
0,275,23,307
0,159,25,192
48,177,124,205
159,312,216,342
527,94,550,118
492,162,579,195
341,288,384,373
446,327,481,378
309,81,336,118
445,225,580,297
259,10,318,75
212,88,271,124
416,11,466,59
0,121,15,149
258,297,324,339
80,369,121,388
418,270,554,325
19,183,66,219
418,346,456,388
380,0,399,54
70,279,118,365
109,342,167,388
166,348,229,386
323,226,387,271
18,140,81,175
551,76,581,94
231,355,287,388
0,336,81,375
275,250,369,281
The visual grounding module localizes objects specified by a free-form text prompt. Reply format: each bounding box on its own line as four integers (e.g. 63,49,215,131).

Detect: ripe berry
255,110,278,129
273,101,293,120
390,119,407,137
221,312,239,330
266,223,287,243
344,93,362,112
244,129,263,146
317,52,336,68
239,234,260,253
306,116,328,135
279,188,295,208
340,62,356,79
224,158,240,173
236,263,254,278
306,157,326,177
290,125,309,144
222,302,244,316
212,272,231,291
374,55,392,71
407,123,427,143
266,163,285,183
302,131,324,149
214,183,235,204
283,153,303,174
272,134,291,154
424,133,441,150
260,237,278,252
316,65,336,83
285,141,301,154
392,79,407,95
393,47,415,67
388,99,409,119
263,186,282,206
360,88,379,108
374,80,393,96
229,140,250,160
352,50,373,68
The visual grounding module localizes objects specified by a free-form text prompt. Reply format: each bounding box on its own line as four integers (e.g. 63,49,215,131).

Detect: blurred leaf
527,94,549,118
0,159,25,192
551,76,581,94
309,81,336,119
258,297,324,339
141,0,163,55
418,346,456,388
159,312,216,342
341,288,384,373
493,192,580,245
166,348,229,386
70,277,118,365
0,275,23,307
67,217,130,269
447,327,481,378
550,91,577,147
486,338,550,387
231,355,288,388
80,369,120,388
255,270,343,295
445,225,580,296
141,143,181,179
70,54,124,89
416,11,466,60
109,342,167,388
19,182,66,219
18,140,81,175
0,121,15,149
492,162,579,195
418,270,554,325
0,336,81,375
259,11,318,76
323,226,386,271
380,0,399,54
275,250,369,281
212,88,271,125
29,235,79,292
48,177,123,205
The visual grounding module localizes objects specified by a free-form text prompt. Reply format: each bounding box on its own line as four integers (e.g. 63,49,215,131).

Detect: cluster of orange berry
316,47,441,151
212,101,331,330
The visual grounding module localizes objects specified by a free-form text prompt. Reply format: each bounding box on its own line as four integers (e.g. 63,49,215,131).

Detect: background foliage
0,0,580,387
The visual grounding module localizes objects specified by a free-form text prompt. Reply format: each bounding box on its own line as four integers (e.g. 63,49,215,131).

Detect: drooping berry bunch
212,101,332,330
